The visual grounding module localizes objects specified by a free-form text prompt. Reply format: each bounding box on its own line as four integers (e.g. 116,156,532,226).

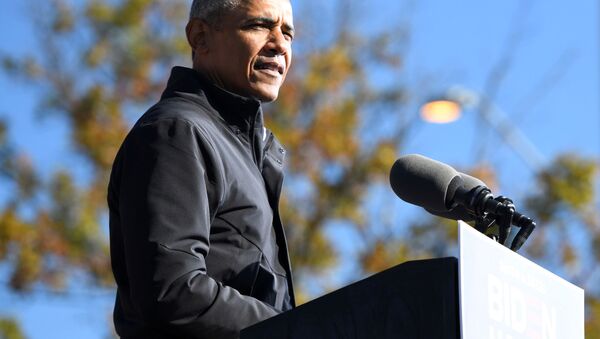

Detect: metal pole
446,86,546,172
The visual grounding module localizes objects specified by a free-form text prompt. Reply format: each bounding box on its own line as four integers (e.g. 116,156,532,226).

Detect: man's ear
186,18,210,55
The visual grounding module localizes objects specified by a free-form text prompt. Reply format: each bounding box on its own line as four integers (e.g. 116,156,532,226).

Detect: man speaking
107,0,296,338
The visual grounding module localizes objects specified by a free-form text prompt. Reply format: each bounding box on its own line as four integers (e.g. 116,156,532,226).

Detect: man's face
190,0,294,102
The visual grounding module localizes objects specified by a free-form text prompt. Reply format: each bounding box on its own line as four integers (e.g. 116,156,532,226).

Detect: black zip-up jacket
108,66,295,339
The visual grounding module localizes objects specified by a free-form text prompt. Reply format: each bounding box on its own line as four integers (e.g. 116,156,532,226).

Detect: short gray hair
189,0,242,24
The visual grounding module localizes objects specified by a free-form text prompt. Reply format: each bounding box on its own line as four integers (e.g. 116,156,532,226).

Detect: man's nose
265,29,290,56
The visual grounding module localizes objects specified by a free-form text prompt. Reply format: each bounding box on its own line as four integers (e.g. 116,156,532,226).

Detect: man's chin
248,85,280,102
256,94,278,103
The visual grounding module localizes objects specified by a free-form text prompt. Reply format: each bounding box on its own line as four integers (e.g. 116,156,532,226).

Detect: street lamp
420,99,462,124
419,86,546,172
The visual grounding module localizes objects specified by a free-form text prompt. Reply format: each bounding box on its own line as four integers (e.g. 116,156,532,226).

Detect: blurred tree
1,0,190,292
265,11,413,292
525,155,600,336
1,0,599,337
0,317,26,339
1,0,190,336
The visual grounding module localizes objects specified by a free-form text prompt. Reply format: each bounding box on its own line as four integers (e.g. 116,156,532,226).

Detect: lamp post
419,86,546,172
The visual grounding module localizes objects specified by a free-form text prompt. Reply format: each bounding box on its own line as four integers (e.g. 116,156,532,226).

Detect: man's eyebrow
283,23,295,35
246,17,295,34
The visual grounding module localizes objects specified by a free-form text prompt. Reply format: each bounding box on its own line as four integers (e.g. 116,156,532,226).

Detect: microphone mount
452,184,536,251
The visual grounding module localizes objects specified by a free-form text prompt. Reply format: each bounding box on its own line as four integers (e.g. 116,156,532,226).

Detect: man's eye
284,32,294,41
248,23,267,30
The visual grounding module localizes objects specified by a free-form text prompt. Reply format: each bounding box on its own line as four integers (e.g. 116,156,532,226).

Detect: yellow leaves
128,61,155,99
265,35,409,286
527,153,598,223
72,85,128,170
0,0,186,296
292,289,312,307
84,1,171,101
361,241,409,274
587,298,600,339
52,0,74,32
0,208,42,290
307,99,359,159
0,209,22,259
0,209,70,291
561,242,579,274
1,56,43,80
541,154,597,210
0,169,112,290
50,170,78,228
113,0,153,27
11,243,42,291
289,223,337,274
361,241,389,273
48,171,107,265
85,39,109,67
86,1,114,23
306,230,337,270
12,155,40,200
304,45,357,96
87,0,153,28
171,36,192,58
0,170,106,283
331,196,364,225
0,317,26,339
71,201,102,254
367,142,397,179
269,81,303,125
37,212,69,257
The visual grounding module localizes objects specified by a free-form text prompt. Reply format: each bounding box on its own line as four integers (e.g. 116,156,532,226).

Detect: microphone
389,154,459,212
389,154,535,251
425,172,486,221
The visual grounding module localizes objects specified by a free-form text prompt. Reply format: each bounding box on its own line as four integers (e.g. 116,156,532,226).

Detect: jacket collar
161,66,263,133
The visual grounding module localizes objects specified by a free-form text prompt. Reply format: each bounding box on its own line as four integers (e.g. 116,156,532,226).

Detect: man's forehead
234,0,293,23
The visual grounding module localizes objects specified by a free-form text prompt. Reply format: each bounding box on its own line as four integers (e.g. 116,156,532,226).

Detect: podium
241,222,584,339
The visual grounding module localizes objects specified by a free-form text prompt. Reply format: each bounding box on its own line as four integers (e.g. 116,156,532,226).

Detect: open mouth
254,61,284,75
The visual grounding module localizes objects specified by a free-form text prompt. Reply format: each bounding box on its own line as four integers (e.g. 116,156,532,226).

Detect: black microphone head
389,154,460,211
457,172,487,189
426,172,488,221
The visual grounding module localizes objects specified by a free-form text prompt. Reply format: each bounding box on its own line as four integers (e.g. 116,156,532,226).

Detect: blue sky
0,0,598,338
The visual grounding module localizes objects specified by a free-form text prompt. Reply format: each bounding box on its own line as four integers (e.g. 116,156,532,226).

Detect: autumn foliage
0,0,598,337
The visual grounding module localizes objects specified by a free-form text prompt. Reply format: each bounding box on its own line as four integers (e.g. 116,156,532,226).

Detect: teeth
255,63,280,74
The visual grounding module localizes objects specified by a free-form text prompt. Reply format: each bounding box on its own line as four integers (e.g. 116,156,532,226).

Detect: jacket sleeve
115,117,279,338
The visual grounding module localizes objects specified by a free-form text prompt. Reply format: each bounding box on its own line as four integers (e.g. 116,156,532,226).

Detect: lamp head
420,98,462,124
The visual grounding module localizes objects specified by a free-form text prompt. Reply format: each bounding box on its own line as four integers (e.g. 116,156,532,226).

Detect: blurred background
0,0,598,338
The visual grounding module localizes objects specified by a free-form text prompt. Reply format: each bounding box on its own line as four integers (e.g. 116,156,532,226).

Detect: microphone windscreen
458,172,487,188
425,172,487,221
389,154,460,211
